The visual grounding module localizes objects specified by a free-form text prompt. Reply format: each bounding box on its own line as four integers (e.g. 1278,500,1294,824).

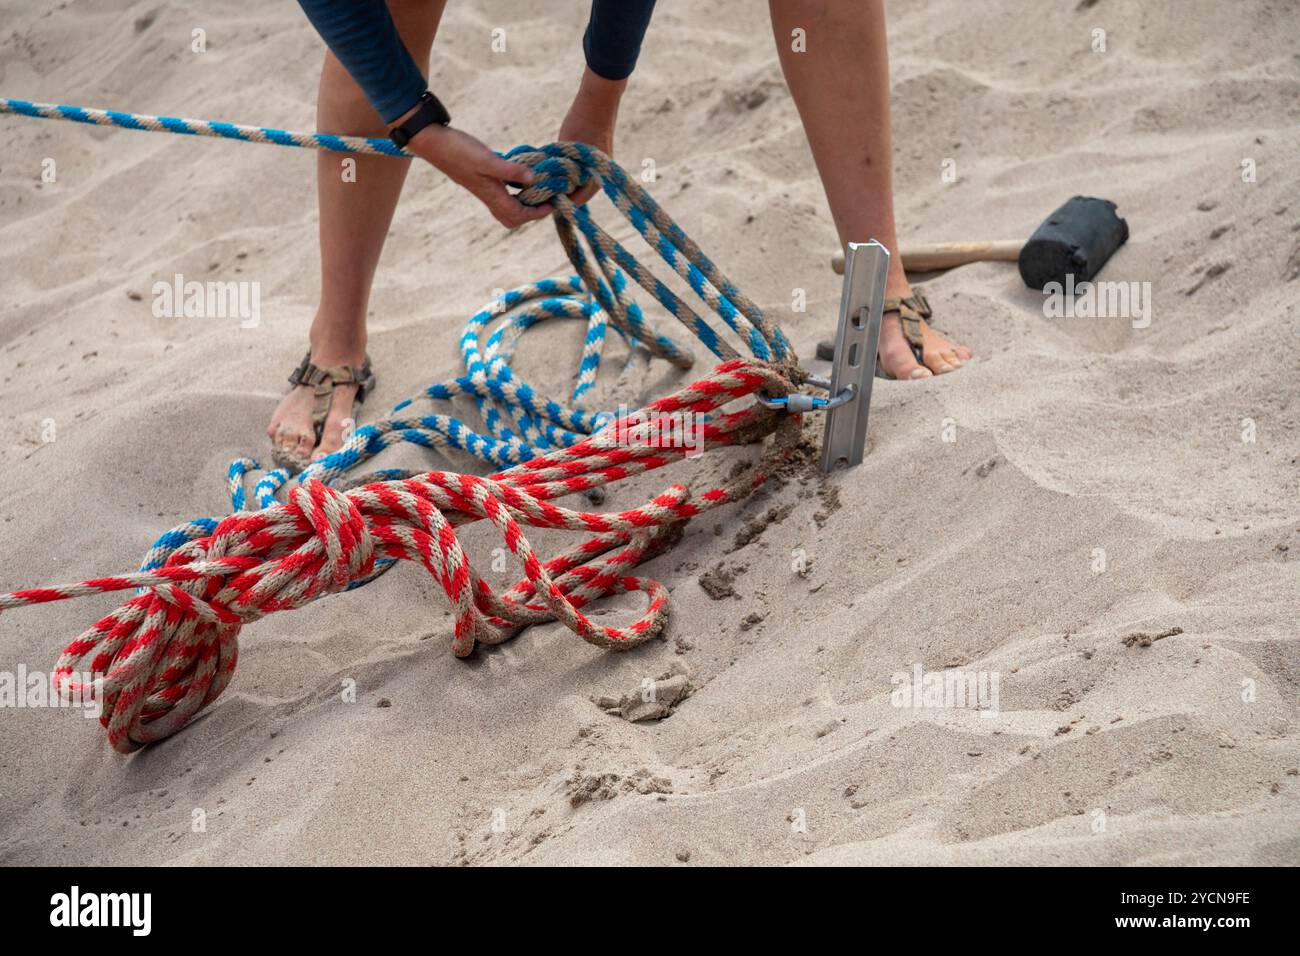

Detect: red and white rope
0,360,799,752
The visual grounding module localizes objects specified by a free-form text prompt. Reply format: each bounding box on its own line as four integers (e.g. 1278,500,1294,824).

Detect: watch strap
389,91,451,148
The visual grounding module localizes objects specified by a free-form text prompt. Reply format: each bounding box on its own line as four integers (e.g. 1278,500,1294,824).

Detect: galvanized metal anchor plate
819,240,889,473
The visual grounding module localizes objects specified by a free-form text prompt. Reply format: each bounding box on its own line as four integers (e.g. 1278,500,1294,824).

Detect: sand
0,0,1297,865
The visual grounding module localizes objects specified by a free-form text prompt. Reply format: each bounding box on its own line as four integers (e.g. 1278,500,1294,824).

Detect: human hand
558,67,626,205
405,124,552,229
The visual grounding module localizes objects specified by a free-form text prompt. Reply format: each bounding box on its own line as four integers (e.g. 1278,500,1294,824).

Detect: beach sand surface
0,0,1297,865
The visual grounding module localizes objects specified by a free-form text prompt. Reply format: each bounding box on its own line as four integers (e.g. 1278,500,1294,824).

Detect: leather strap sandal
877,290,932,379
814,289,938,380
270,352,376,473
883,287,935,366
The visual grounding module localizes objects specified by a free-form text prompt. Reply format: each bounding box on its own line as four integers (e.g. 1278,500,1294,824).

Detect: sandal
814,290,940,380
270,352,376,473
877,290,933,380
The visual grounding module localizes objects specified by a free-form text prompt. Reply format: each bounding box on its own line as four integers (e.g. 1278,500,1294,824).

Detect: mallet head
1018,195,1129,290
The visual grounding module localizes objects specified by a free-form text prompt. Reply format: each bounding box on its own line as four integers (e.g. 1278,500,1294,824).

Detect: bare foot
266,341,365,468
875,286,973,381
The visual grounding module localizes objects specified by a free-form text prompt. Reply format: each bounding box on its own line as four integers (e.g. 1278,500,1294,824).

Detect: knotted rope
0,100,820,753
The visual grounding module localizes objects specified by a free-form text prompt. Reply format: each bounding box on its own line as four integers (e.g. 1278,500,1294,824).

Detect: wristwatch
388,91,451,148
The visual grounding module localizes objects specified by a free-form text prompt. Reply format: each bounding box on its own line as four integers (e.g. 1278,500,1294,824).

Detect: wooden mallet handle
831,240,1023,274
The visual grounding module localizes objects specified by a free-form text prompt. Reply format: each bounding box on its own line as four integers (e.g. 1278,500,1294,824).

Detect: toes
271,425,297,452
313,390,360,462
954,345,973,361
294,429,318,463
269,409,300,444
925,348,962,374
879,344,931,381
922,353,951,375
272,425,316,468
313,432,340,463
876,311,935,381
891,354,932,380
313,424,339,463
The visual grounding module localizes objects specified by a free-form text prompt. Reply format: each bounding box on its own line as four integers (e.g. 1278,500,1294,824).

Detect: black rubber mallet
819,196,1129,361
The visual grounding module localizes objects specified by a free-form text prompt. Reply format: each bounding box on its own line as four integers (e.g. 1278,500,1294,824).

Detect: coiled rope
0,99,816,752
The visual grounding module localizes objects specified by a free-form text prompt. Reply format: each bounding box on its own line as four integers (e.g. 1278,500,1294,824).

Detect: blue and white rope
0,98,409,157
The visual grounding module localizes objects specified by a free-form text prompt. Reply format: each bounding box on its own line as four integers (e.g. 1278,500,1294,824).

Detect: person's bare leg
269,0,446,464
769,0,971,379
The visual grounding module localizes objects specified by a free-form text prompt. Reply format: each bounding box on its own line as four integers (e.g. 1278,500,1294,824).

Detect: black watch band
388,91,451,148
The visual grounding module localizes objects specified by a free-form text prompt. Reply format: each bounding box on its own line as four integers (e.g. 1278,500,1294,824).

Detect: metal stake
819,240,889,473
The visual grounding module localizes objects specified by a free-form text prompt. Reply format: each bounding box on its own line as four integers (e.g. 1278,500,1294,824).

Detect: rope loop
288,480,376,592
